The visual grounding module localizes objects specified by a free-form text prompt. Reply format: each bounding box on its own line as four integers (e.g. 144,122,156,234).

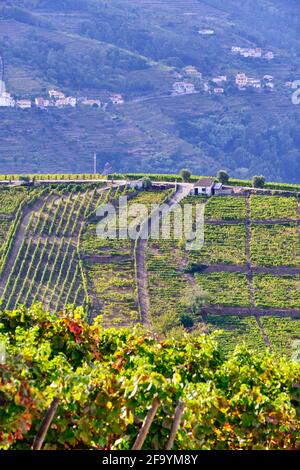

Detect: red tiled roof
194,177,216,188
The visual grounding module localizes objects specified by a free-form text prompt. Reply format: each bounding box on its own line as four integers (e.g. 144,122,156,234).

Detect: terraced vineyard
147,239,191,329
205,196,247,221
81,186,173,327
0,182,299,360
250,196,299,220
251,224,299,267
195,273,251,307
0,183,108,314
204,315,266,356
189,224,247,265
146,193,300,358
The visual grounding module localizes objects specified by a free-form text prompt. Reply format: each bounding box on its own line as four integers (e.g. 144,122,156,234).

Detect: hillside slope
0,0,299,181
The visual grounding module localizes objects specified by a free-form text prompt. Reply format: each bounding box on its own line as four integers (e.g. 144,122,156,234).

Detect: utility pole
0,56,5,95
93,152,97,175
0,56,4,83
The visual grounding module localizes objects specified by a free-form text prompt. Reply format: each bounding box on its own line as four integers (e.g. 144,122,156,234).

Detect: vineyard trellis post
32,397,59,450
132,397,160,450
165,400,185,450
132,398,186,450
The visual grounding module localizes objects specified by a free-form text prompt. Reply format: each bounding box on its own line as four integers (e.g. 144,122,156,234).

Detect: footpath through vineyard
245,197,271,347
135,184,191,326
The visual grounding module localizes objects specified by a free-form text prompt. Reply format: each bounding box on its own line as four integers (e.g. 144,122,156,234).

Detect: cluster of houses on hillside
0,91,32,109
172,66,228,96
172,64,276,96
231,47,274,60
171,43,276,96
0,87,125,110
235,73,274,90
172,66,201,95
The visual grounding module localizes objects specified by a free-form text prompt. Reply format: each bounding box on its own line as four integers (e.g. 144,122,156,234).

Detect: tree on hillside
217,170,229,184
180,169,192,182
142,177,152,190
252,175,266,188
18,175,30,183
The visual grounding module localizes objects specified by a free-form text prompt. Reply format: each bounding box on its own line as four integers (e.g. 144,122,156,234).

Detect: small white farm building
190,178,223,197
128,179,145,190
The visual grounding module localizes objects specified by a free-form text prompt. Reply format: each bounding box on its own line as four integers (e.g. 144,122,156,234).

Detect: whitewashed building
49,89,65,100
212,75,227,85
110,94,124,105
184,66,202,79
128,179,145,190
0,92,15,107
35,97,50,108
82,99,101,108
198,29,215,35
55,96,77,108
55,98,67,108
173,82,195,95
65,97,77,107
213,87,224,94
247,78,261,89
190,178,222,197
236,73,248,88
16,99,32,109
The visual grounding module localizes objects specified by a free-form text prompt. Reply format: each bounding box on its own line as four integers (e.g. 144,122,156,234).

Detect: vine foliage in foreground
0,304,300,450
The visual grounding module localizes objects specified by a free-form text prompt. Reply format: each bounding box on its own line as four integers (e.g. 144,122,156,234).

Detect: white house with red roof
190,178,223,197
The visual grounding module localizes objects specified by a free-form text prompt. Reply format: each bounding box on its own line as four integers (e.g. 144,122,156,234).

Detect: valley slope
0,0,299,181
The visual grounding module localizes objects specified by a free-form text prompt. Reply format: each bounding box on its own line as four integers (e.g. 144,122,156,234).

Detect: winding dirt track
0,198,46,297
135,184,191,326
245,197,271,346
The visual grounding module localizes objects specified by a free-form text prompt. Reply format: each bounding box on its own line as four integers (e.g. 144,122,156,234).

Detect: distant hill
0,0,299,182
